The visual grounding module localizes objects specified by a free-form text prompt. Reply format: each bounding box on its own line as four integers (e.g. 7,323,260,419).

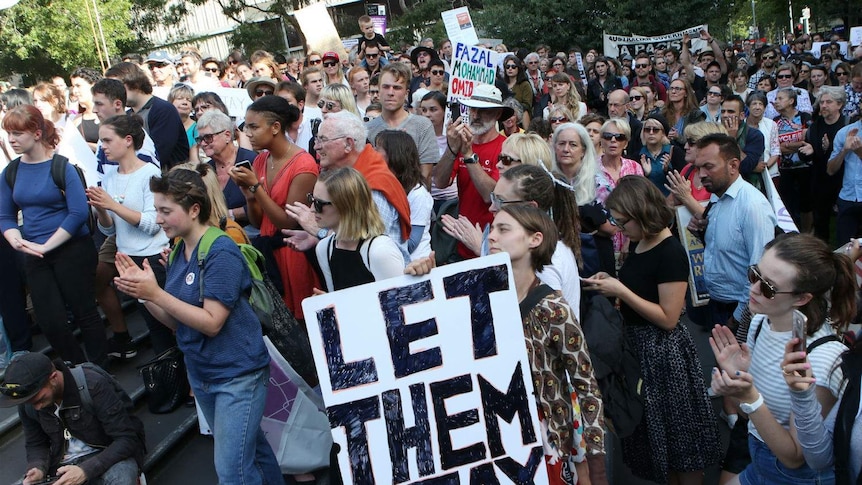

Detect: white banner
302,253,549,484
603,25,709,59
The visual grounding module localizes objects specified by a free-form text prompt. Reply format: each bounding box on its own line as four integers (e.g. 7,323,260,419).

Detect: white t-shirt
537,240,581,318
407,184,432,260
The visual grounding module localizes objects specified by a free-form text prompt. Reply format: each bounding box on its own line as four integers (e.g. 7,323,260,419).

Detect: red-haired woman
0,105,107,366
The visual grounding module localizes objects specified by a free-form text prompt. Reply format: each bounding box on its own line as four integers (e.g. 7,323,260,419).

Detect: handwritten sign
675,204,710,306
603,25,709,59
446,42,500,121
302,253,548,484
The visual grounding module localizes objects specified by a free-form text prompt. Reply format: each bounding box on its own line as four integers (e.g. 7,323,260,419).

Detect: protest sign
851,26,862,47
812,41,849,58
675,204,709,306
442,7,479,46
603,25,709,59
302,253,549,484
295,2,348,60
447,42,500,119
206,86,252,121
761,171,799,234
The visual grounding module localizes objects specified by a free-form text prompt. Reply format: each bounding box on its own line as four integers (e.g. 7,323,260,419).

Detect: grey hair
502,97,524,119
551,122,597,204
324,111,367,150
196,110,234,139
816,86,846,108
524,52,540,63
776,87,800,106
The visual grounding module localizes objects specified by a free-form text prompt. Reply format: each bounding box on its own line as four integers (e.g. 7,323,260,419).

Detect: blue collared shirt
704,176,776,320
834,121,862,202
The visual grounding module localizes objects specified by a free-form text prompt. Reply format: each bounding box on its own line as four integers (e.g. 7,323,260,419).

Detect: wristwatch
248,183,260,193
739,393,764,414
316,228,328,239
463,154,479,164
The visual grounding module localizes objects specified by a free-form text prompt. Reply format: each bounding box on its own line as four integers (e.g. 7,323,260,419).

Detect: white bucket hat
458,84,515,120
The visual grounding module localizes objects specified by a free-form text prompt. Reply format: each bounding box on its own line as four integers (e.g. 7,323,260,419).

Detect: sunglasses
497,154,521,166
776,74,794,79
635,63,650,68
748,264,796,299
307,193,333,213
490,192,524,209
255,89,274,97
323,61,338,67
365,53,379,59
204,67,219,73
505,64,518,69
762,54,777,60
608,214,630,227
836,71,848,76
643,126,663,133
318,100,339,111
194,130,228,144
630,95,644,100
708,91,723,96
685,137,697,145
601,132,627,141
431,70,445,75
550,116,569,123
308,59,322,65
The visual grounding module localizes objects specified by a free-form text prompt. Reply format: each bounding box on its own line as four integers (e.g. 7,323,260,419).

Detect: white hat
458,84,514,120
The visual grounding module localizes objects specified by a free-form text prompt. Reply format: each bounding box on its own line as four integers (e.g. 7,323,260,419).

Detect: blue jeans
90,457,140,484
190,366,283,485
740,435,835,485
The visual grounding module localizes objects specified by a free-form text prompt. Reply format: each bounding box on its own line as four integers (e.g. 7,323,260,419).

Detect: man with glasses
748,47,780,90
145,50,177,100
523,52,547,119
688,133,775,329
244,77,277,101
361,41,387,78
628,52,667,103
366,63,440,186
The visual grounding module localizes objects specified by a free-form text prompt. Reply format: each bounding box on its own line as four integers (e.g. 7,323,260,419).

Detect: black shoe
106,336,138,359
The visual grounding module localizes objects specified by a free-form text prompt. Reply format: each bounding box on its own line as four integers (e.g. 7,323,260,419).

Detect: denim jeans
90,457,140,484
740,434,835,485
190,366,283,485
836,198,862,246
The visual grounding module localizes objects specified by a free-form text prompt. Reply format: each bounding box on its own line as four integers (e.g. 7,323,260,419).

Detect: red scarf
353,144,411,241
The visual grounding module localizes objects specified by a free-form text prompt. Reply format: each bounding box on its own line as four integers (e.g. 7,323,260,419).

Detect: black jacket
18,361,146,478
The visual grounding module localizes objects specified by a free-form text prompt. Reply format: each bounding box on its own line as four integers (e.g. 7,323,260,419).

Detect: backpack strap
519,283,555,320
3,157,21,189
194,226,228,303
69,365,95,415
806,334,843,354
361,236,377,271
50,154,70,193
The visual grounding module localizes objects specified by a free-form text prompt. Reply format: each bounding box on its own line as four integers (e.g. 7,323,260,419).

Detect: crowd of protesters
1,16,862,485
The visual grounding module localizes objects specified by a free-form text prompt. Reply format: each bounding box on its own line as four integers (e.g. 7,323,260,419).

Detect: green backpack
168,226,317,385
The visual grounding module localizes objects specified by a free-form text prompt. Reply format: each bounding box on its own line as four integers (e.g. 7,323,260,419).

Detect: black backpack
580,294,644,438
4,154,96,235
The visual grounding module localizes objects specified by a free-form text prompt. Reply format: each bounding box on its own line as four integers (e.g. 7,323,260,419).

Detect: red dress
254,150,320,320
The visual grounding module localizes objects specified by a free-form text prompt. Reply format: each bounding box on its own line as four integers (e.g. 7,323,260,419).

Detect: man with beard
361,41,386,78
433,84,513,260
747,47,780,90
688,134,775,328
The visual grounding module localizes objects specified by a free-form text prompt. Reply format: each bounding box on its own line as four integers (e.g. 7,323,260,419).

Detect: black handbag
138,346,190,414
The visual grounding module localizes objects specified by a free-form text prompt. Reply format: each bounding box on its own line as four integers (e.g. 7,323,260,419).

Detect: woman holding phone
710,232,855,484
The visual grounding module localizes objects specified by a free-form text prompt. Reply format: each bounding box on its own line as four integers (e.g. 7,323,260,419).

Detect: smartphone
791,310,807,352
448,102,461,123
235,160,252,171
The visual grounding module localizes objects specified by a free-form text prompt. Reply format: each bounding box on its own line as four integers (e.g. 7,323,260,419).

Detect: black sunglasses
635,63,650,68
776,74,794,79
748,265,796,299
601,132,627,141
365,53,379,59
505,64,518,69
431,70,445,75
255,89,274,97
308,59,322,65
323,61,338,67
194,130,228,144
307,193,333,213
497,154,521,166
630,95,644,100
204,67,219,73
318,100,338,111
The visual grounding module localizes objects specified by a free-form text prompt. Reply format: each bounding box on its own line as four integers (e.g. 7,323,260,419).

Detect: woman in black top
581,175,720,484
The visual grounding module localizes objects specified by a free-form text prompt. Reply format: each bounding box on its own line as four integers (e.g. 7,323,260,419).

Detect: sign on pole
302,253,549,484
441,7,479,46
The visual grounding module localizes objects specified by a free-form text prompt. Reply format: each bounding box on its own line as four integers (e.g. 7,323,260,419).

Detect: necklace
112,174,131,204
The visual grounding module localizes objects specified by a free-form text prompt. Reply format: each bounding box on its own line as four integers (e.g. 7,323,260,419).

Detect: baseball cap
146,50,174,64
0,353,54,407
322,51,340,63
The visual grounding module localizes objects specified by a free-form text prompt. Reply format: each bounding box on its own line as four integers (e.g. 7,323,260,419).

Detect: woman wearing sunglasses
638,114,673,195
308,167,405,291
628,86,650,121
710,232,855,484
499,55,533,127
495,132,553,175
582,175,720,484
318,83,360,118
230,96,319,321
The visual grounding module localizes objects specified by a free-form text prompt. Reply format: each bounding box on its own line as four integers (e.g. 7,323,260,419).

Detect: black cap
645,112,670,134
0,353,54,407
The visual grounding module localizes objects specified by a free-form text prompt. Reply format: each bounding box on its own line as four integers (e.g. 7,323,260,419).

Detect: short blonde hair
601,118,631,140
320,84,360,117
320,167,384,240
501,133,553,170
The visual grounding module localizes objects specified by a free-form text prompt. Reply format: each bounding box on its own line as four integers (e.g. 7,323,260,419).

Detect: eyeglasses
323,61,338,67
635,63,650,68
550,116,568,123
643,126,663,133
316,135,347,144
685,137,697,146
527,61,538,65
668,86,685,92
431,70,445,75
505,64,518,69
762,54,777,60
204,67,219,73
776,74,794,79
799,69,810,74
748,265,796,299
365,53,379,59
149,63,169,70
318,100,339,111
307,193,333,213
308,59,322,65
497,154,521,166
836,71,849,77
255,89,274,97
630,95,644,100
490,192,524,209
194,130,228,145
707,91,723,96
601,132,627,141
608,214,630,227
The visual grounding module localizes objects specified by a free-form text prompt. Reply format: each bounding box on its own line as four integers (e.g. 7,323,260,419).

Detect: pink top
595,156,644,252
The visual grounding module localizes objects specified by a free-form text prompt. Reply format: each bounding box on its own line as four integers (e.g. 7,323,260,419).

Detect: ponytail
828,252,858,331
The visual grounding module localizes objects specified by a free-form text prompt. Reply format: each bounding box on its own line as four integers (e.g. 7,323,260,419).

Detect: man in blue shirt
828,120,862,244
689,134,776,327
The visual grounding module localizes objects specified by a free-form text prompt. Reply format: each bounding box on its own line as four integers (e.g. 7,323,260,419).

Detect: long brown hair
662,79,699,125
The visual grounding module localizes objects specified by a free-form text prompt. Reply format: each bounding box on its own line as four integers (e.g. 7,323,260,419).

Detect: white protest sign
851,26,862,47
447,42,500,120
302,253,549,484
812,41,849,58
761,171,799,234
442,7,479,46
603,25,709,59
294,2,348,60
206,87,252,122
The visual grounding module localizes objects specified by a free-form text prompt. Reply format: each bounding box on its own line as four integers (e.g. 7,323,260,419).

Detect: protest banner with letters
302,253,549,484
675,204,709,306
603,25,709,59
447,42,500,120
442,7,479,46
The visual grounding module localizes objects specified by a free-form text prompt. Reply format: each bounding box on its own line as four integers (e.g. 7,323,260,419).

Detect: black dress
618,236,720,483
